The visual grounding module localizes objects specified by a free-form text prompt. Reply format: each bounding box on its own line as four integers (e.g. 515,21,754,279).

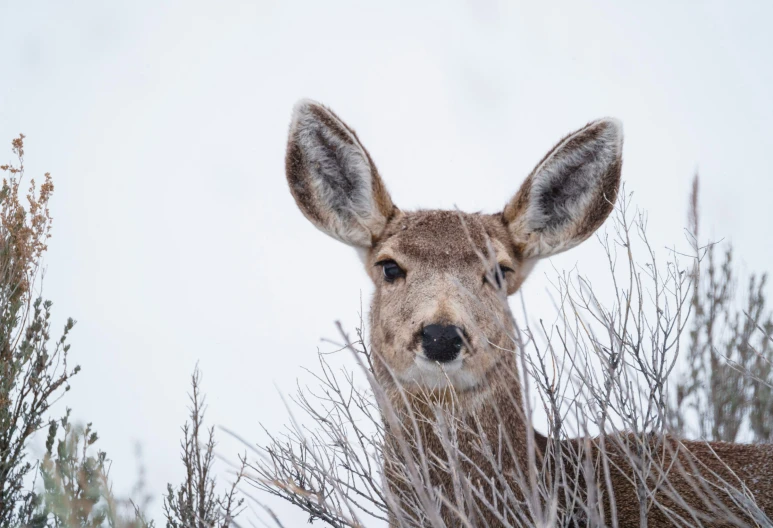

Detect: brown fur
601,437,773,526
284,100,773,527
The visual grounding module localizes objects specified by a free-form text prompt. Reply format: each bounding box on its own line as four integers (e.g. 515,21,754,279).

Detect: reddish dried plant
0,134,54,306
0,135,80,527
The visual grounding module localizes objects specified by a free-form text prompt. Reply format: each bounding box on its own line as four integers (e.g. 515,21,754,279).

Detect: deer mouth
395,349,483,392
415,352,465,372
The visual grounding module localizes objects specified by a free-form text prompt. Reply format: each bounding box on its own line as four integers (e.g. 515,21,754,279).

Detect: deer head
285,100,622,394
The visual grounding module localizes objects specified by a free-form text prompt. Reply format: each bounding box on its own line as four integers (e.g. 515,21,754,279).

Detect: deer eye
485,264,514,289
377,260,406,283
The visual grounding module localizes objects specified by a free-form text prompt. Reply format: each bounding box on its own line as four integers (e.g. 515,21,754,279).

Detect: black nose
421,324,464,362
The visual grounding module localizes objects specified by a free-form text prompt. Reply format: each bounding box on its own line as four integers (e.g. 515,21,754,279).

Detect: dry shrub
1,135,153,528
670,175,773,442
164,366,246,528
0,134,79,527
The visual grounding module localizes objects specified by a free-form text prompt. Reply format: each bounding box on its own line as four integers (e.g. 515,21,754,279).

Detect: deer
283,99,773,527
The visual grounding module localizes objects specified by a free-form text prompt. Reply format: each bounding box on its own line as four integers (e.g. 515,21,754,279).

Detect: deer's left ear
503,118,623,259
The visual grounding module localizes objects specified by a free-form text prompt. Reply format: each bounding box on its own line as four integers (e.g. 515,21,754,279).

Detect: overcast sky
2,1,772,525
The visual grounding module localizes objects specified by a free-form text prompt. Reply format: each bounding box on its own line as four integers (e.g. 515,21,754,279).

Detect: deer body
284,100,773,527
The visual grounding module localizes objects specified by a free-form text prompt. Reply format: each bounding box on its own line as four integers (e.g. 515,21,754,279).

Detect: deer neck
376,342,530,452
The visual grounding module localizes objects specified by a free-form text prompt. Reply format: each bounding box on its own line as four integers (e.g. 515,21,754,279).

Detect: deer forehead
370,210,518,272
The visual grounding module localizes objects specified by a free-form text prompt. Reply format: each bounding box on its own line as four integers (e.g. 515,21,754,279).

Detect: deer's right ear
285,100,397,248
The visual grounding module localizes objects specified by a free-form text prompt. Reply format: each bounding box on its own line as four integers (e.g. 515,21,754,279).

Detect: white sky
2,1,772,525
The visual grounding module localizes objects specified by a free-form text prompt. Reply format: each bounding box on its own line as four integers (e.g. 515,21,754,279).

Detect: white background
2,1,772,525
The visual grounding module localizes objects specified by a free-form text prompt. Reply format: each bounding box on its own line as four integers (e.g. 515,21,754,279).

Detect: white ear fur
504,118,623,259
285,100,395,248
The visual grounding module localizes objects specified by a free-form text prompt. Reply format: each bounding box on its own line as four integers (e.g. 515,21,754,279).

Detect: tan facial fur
366,210,520,393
